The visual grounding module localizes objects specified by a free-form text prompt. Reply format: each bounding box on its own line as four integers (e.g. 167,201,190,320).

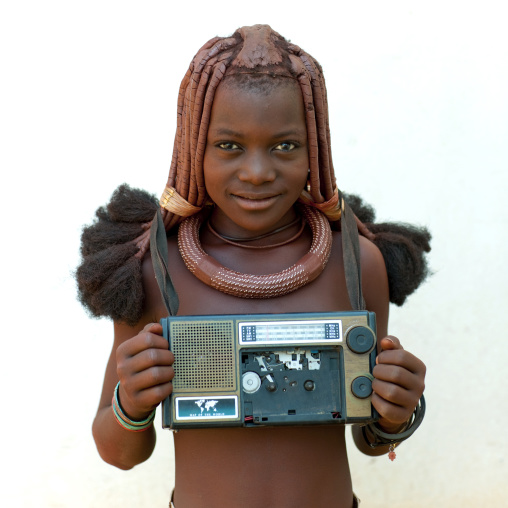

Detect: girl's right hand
115,322,174,421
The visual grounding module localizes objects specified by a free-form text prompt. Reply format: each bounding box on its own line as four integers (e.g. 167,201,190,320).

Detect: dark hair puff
76,186,431,325
343,193,431,305
76,185,158,325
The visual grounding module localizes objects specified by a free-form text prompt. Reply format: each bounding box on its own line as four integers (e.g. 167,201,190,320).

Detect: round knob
351,376,373,399
266,381,277,392
304,380,315,391
346,326,375,354
242,372,261,393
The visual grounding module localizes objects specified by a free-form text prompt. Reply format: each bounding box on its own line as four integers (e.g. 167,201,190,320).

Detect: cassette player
161,311,378,429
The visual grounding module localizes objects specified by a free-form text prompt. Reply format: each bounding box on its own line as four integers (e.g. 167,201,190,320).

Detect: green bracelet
111,382,156,432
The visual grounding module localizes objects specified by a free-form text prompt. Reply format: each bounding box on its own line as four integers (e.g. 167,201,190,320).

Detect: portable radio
161,311,378,429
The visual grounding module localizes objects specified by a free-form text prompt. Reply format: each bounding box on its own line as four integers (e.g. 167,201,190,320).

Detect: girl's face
203,80,309,238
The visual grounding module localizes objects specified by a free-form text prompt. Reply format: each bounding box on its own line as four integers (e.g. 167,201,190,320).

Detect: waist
172,425,353,508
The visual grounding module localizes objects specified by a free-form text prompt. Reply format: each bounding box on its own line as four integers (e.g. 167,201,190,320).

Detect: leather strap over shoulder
149,208,179,316
340,195,366,311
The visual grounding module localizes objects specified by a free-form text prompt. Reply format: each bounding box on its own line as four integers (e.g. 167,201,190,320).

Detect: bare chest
160,232,352,319
158,234,355,506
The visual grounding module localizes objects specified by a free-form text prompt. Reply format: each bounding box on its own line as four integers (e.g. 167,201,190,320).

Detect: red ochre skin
203,82,309,241
92,82,426,508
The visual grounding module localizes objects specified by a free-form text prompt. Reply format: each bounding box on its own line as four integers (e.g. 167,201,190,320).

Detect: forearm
92,405,156,470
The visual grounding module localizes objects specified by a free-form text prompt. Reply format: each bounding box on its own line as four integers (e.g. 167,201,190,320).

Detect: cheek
203,162,229,206
203,150,216,193
294,148,310,185
294,165,310,191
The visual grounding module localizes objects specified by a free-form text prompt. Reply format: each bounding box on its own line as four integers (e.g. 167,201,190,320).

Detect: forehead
208,78,306,134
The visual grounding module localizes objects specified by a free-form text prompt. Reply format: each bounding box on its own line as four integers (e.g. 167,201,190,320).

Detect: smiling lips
231,193,281,210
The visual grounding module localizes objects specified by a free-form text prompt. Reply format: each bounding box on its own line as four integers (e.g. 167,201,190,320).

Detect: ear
305,169,311,193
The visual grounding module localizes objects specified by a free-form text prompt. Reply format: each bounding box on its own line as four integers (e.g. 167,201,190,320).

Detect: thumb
143,322,164,335
379,335,404,351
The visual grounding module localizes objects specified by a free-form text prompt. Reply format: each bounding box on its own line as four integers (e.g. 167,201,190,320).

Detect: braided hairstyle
76,25,431,325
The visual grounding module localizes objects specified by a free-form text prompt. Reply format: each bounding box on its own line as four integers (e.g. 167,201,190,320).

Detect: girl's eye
218,142,240,150
274,142,297,152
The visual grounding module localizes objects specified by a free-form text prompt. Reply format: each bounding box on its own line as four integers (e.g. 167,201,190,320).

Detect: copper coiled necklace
178,205,333,298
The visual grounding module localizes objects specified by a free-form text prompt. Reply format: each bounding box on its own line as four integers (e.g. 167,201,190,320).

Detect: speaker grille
170,320,236,391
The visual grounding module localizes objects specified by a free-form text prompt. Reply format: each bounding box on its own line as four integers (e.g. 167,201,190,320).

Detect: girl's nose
237,151,276,185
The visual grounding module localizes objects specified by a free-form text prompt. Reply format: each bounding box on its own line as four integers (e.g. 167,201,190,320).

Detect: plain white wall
1,1,507,507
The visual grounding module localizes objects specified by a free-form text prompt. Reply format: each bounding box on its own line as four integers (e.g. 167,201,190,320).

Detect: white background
1,1,507,506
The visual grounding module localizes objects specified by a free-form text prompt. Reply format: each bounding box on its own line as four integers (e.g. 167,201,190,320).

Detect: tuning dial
351,376,373,399
346,326,375,354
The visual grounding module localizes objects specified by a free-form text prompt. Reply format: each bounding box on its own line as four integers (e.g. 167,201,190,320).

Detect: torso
146,222,359,508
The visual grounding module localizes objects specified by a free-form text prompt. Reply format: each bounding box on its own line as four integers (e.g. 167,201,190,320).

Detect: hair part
219,72,299,96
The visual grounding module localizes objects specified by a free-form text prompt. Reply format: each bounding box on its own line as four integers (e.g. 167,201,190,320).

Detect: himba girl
77,25,430,508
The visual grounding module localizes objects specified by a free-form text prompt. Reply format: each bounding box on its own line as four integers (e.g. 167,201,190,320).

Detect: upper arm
96,251,164,412
359,236,389,340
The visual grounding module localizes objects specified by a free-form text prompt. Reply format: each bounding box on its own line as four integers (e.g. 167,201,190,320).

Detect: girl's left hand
371,336,426,433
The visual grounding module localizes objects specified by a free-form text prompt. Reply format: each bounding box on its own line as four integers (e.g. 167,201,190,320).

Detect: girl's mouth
231,194,279,210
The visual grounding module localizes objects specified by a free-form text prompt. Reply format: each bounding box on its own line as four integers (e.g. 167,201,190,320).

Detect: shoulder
359,235,387,283
140,243,174,323
330,231,388,290
329,231,388,307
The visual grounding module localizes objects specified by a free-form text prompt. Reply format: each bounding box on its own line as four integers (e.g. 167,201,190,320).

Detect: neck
207,217,305,249
206,206,303,247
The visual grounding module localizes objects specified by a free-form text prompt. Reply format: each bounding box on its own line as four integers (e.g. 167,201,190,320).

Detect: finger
130,365,175,391
371,392,411,425
376,349,426,376
119,329,170,358
371,378,416,409
372,363,416,390
132,348,175,371
119,348,175,377
119,365,175,402
137,382,174,410
118,380,173,418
